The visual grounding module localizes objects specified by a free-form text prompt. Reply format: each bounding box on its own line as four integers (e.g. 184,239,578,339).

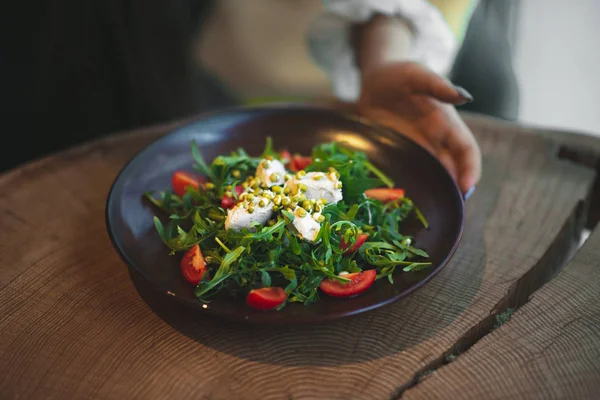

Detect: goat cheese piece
291,207,321,242
256,159,286,188
225,192,274,231
285,171,343,204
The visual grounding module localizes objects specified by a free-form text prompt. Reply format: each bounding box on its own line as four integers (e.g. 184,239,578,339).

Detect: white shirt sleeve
306,0,458,102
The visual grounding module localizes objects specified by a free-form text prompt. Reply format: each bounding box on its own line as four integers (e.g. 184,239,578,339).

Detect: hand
357,62,481,195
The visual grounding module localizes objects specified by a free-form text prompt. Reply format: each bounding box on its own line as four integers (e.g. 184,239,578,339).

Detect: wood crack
389,199,589,399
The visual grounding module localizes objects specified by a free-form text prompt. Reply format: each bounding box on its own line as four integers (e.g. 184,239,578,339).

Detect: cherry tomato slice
340,233,369,254
289,155,313,172
180,244,207,285
172,171,206,196
246,287,288,310
221,185,244,209
364,188,405,203
319,269,377,298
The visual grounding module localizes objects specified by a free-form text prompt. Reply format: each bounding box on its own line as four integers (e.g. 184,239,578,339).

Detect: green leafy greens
144,138,431,309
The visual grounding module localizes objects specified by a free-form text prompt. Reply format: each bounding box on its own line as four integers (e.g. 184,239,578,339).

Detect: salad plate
106,105,465,324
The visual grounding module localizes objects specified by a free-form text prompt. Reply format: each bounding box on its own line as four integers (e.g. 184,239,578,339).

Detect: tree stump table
1,112,599,399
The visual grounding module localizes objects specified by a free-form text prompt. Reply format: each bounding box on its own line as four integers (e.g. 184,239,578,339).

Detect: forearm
352,14,413,76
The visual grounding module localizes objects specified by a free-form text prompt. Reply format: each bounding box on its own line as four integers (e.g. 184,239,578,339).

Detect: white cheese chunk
225,194,274,231
256,159,286,188
291,207,321,242
285,171,343,204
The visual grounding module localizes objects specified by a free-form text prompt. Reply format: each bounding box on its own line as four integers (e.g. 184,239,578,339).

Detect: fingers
357,105,481,195
437,150,459,183
405,63,474,106
360,62,473,108
442,108,482,193
453,86,474,104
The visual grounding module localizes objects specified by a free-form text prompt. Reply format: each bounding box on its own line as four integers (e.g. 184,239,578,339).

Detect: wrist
353,14,413,77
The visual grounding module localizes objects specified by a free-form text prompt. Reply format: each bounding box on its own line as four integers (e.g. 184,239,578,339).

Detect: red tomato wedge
180,244,208,285
246,287,288,310
340,233,369,254
221,185,244,209
364,188,405,202
319,269,377,298
289,155,313,172
172,171,206,196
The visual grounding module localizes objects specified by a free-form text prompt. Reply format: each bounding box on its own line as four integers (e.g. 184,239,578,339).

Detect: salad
144,138,431,311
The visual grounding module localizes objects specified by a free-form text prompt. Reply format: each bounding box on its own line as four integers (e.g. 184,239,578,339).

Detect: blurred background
1,0,599,172
514,0,600,136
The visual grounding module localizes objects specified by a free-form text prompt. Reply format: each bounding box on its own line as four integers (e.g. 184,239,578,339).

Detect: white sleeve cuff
307,0,458,102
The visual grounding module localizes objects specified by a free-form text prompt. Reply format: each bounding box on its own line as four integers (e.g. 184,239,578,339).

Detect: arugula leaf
402,262,433,272
182,193,194,210
261,136,276,158
363,160,394,188
261,270,272,287
286,230,302,255
392,239,429,258
413,206,429,229
215,237,232,253
278,266,296,281
281,209,295,222
284,276,298,293
191,141,214,180
153,217,167,242
236,147,249,158
164,226,199,254
346,204,359,221
195,246,245,298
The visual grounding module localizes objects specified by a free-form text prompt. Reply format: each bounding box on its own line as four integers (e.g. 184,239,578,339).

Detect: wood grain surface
403,215,600,400
0,113,597,400
465,112,600,229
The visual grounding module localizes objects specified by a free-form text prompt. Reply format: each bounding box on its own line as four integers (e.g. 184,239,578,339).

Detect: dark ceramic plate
106,105,465,324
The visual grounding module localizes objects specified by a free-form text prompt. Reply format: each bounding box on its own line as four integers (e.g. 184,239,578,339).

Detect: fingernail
454,85,474,103
464,186,476,200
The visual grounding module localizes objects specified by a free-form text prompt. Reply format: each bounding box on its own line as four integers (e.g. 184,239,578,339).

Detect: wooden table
1,112,599,400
